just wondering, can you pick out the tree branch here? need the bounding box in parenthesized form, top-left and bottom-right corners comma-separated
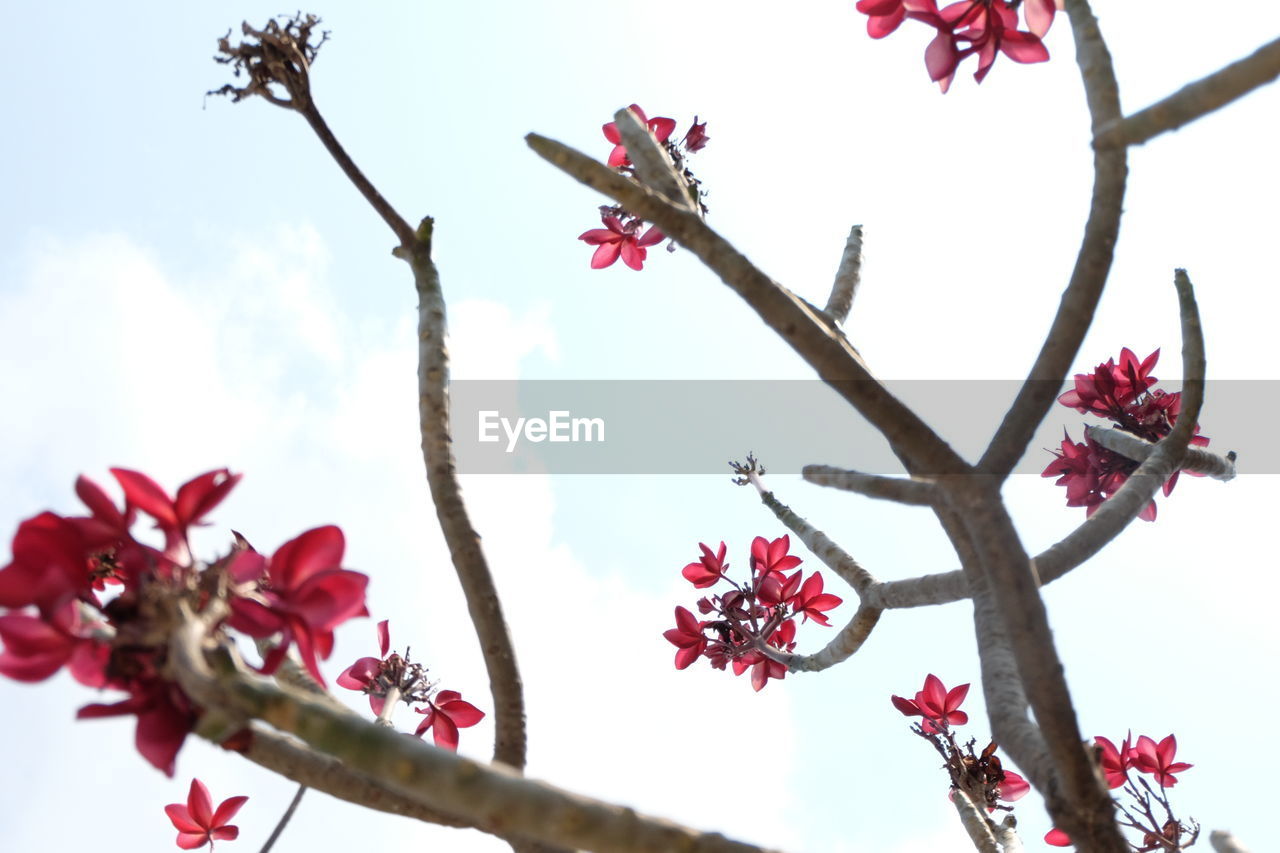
(612, 107, 694, 210)
(1210, 830, 1253, 853)
(1095, 35, 1280, 148)
(774, 602, 881, 672)
(801, 464, 935, 506)
(824, 225, 864, 325)
(757, 490, 878, 595)
(951, 788, 1000, 853)
(526, 133, 969, 479)
(978, 0, 1128, 478)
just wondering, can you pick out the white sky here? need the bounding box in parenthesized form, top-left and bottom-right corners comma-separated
(1, 2, 1277, 851)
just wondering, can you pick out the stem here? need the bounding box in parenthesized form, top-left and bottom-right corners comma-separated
(258, 784, 307, 853)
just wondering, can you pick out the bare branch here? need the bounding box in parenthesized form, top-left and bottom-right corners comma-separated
(172, 614, 786, 853)
(612, 107, 694, 210)
(951, 788, 1001, 853)
(1085, 427, 1236, 480)
(801, 464, 936, 506)
(757, 490, 878, 595)
(405, 244, 530, 771)
(527, 132, 968, 478)
(993, 816, 1024, 853)
(824, 225, 864, 324)
(776, 602, 881, 672)
(1096, 35, 1280, 148)
(978, 0, 1128, 478)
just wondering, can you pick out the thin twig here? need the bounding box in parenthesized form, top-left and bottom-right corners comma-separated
(801, 464, 935, 506)
(258, 784, 307, 853)
(978, 0, 1128, 478)
(527, 132, 968, 479)
(824, 225, 863, 324)
(1096, 35, 1280, 148)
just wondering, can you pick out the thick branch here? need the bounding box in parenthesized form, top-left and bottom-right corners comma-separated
(527, 133, 969, 478)
(951, 789, 1000, 853)
(775, 602, 881, 672)
(1096, 35, 1280, 148)
(1210, 830, 1253, 853)
(801, 464, 935, 506)
(978, 0, 1128, 477)
(172, 617, 784, 853)
(1085, 427, 1235, 480)
(612, 108, 693, 210)
(824, 225, 863, 325)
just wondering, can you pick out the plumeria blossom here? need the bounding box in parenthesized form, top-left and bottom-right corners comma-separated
(857, 0, 1056, 91)
(336, 618, 396, 714)
(891, 673, 969, 733)
(664, 534, 840, 690)
(0, 470, 373, 776)
(413, 689, 485, 751)
(578, 215, 664, 271)
(1096, 734, 1133, 789)
(227, 525, 369, 686)
(580, 106, 710, 271)
(1045, 347, 1212, 520)
(164, 778, 248, 850)
(601, 104, 677, 168)
(1129, 734, 1192, 787)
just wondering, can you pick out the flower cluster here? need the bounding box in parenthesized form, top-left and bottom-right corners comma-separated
(856, 0, 1058, 92)
(1043, 347, 1210, 521)
(0, 469, 369, 776)
(891, 674, 1030, 812)
(663, 535, 842, 691)
(1045, 733, 1197, 850)
(164, 778, 247, 850)
(336, 619, 484, 750)
(579, 104, 709, 271)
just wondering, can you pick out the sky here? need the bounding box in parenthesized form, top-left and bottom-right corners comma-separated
(1, 1, 1277, 851)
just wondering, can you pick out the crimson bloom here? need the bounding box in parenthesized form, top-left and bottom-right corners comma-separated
(164, 778, 248, 850)
(78, 675, 199, 776)
(336, 618, 395, 714)
(578, 215, 664, 271)
(1045, 828, 1072, 847)
(1129, 734, 1192, 787)
(413, 690, 485, 751)
(0, 603, 108, 686)
(227, 525, 369, 686)
(663, 606, 707, 669)
(749, 535, 803, 577)
(602, 104, 677, 168)
(681, 542, 728, 588)
(891, 673, 969, 733)
(110, 467, 241, 559)
(914, 0, 1050, 93)
(788, 571, 843, 626)
(1095, 734, 1132, 789)
(682, 117, 710, 153)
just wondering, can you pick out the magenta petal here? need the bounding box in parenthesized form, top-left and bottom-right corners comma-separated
(376, 620, 390, 657)
(176, 831, 210, 849)
(211, 795, 249, 826)
(590, 242, 621, 269)
(210, 826, 240, 842)
(110, 468, 178, 526)
(1000, 31, 1050, 64)
(165, 804, 202, 833)
(187, 779, 214, 827)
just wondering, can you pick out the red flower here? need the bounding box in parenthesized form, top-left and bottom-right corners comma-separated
(0, 603, 108, 686)
(110, 468, 240, 557)
(682, 118, 710, 153)
(891, 673, 969, 733)
(1044, 827, 1072, 847)
(916, 1, 1050, 93)
(164, 778, 248, 850)
(1129, 734, 1192, 787)
(681, 542, 728, 588)
(602, 104, 677, 168)
(336, 619, 395, 714)
(1058, 348, 1160, 419)
(0, 512, 99, 615)
(1041, 431, 1160, 522)
(663, 606, 707, 669)
(749, 535, 803, 577)
(1095, 734, 1132, 789)
(857, 0, 911, 38)
(413, 690, 485, 751)
(578, 215, 665, 271)
(788, 571, 843, 626)
(227, 525, 369, 687)
(998, 770, 1030, 802)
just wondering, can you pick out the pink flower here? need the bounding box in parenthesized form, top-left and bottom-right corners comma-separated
(1058, 348, 1160, 419)
(578, 216, 665, 271)
(788, 572, 843, 626)
(1041, 431, 1159, 522)
(413, 690, 485, 751)
(891, 673, 969, 732)
(602, 104, 677, 168)
(681, 542, 728, 588)
(749, 535, 803, 577)
(856, 0, 911, 38)
(110, 468, 240, 557)
(916, 1, 1050, 93)
(998, 770, 1030, 802)
(663, 606, 707, 669)
(0, 603, 108, 687)
(336, 619, 396, 715)
(1129, 734, 1192, 787)
(1095, 734, 1132, 789)
(78, 676, 199, 776)
(227, 525, 369, 686)
(682, 118, 710, 153)
(164, 778, 248, 850)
